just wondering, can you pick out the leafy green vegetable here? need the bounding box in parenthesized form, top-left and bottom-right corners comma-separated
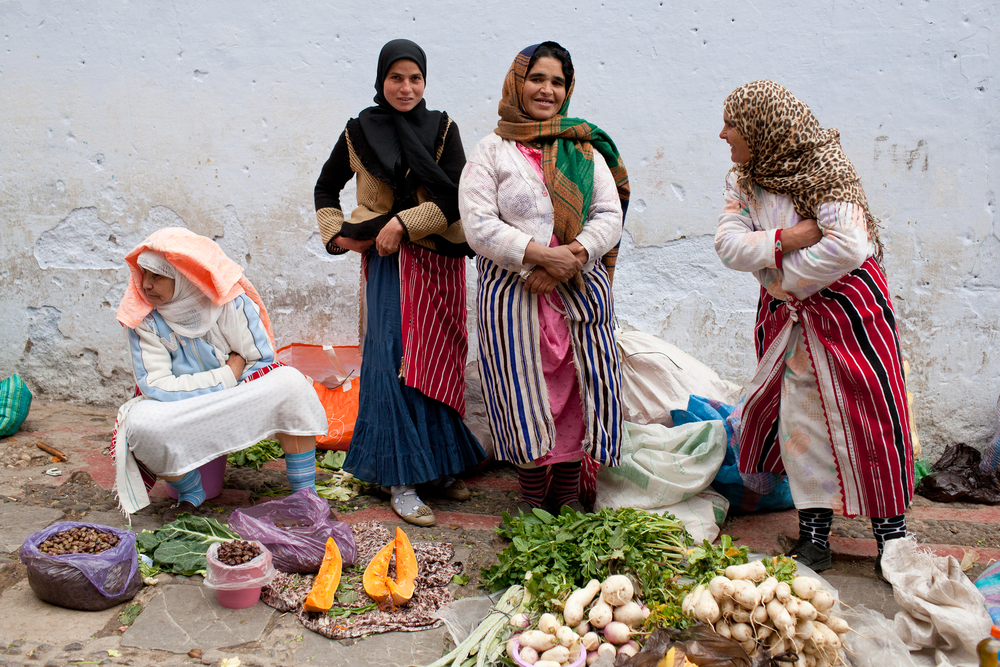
(451, 573, 469, 586)
(228, 439, 284, 469)
(482, 506, 691, 613)
(315, 469, 360, 501)
(318, 450, 347, 470)
(327, 602, 376, 618)
(136, 515, 240, 575)
(762, 553, 798, 582)
(118, 602, 143, 626)
(684, 534, 749, 584)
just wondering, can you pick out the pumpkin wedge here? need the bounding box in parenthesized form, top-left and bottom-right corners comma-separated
(302, 537, 343, 613)
(362, 526, 418, 610)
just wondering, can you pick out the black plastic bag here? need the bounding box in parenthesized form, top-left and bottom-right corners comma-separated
(917, 443, 1000, 504)
(19, 521, 142, 611)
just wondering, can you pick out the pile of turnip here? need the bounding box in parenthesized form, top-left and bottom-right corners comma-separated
(507, 575, 649, 667)
(681, 561, 850, 667)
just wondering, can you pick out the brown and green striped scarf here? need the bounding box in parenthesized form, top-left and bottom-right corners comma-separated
(495, 46, 630, 284)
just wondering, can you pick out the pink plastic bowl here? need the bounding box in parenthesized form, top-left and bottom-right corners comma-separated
(512, 639, 587, 667)
(216, 586, 262, 609)
(166, 455, 227, 500)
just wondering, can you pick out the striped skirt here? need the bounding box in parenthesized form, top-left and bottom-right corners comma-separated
(739, 257, 914, 518)
(475, 257, 623, 466)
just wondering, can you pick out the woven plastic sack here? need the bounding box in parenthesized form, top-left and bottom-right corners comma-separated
(276, 344, 362, 450)
(228, 488, 357, 573)
(19, 521, 141, 611)
(596, 419, 727, 510)
(203, 540, 277, 591)
(0, 374, 32, 438)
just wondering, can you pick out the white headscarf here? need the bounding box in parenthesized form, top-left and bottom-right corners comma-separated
(137, 250, 224, 339)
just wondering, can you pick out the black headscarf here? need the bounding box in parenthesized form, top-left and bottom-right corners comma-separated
(357, 39, 456, 199)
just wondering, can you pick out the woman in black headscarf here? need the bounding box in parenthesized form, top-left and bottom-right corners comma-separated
(314, 39, 484, 526)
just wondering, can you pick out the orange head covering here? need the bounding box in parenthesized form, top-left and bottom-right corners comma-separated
(117, 227, 274, 344)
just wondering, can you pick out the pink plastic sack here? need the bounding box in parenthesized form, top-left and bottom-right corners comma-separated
(228, 488, 357, 573)
(203, 540, 277, 591)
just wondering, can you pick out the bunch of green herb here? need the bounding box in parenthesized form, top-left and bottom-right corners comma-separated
(317, 450, 346, 470)
(228, 439, 284, 469)
(316, 469, 360, 502)
(684, 534, 749, 585)
(136, 515, 240, 575)
(481, 507, 691, 613)
(762, 553, 798, 582)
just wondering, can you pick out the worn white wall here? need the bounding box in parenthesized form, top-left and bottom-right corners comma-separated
(1, 0, 996, 460)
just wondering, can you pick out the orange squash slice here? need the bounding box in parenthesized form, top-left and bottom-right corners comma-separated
(302, 537, 343, 613)
(362, 526, 418, 610)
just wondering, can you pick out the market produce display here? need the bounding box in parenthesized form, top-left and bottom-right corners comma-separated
(137, 515, 241, 576)
(302, 537, 344, 613)
(363, 526, 417, 610)
(38, 526, 120, 555)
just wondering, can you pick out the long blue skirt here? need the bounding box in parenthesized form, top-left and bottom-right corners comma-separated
(343, 250, 485, 487)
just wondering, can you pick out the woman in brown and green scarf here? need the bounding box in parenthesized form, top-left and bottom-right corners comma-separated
(459, 42, 629, 514)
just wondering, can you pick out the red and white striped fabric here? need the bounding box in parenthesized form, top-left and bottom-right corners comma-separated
(398, 243, 468, 417)
(739, 257, 914, 518)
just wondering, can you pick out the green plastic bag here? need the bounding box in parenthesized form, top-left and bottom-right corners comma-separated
(0, 374, 32, 438)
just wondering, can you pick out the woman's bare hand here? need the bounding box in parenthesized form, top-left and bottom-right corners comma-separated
(334, 236, 375, 254)
(566, 240, 589, 265)
(226, 353, 246, 380)
(375, 217, 406, 256)
(781, 218, 823, 253)
(523, 267, 559, 295)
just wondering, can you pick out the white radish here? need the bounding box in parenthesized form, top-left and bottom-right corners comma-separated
(588, 600, 614, 629)
(757, 577, 780, 603)
(597, 642, 617, 659)
(714, 620, 732, 639)
(600, 575, 634, 607)
(732, 608, 752, 624)
(709, 576, 735, 599)
(574, 622, 590, 637)
(785, 596, 802, 618)
(756, 624, 773, 640)
(766, 598, 795, 637)
(603, 621, 632, 645)
(775, 581, 792, 603)
(563, 580, 602, 627)
(613, 600, 646, 629)
(693, 590, 722, 624)
(538, 613, 561, 635)
(519, 647, 540, 665)
(796, 599, 818, 621)
(617, 641, 639, 659)
(520, 630, 560, 651)
(506, 635, 522, 662)
(581, 632, 600, 651)
(568, 642, 583, 662)
(741, 638, 756, 654)
(791, 576, 821, 600)
(732, 579, 762, 609)
(511, 613, 531, 629)
(731, 622, 753, 643)
(825, 615, 849, 635)
(585, 652, 599, 666)
(540, 646, 570, 663)
(751, 605, 769, 625)
(556, 625, 580, 648)
(725, 560, 768, 582)
(720, 596, 737, 618)
(811, 590, 835, 612)
(681, 585, 704, 616)
(815, 610, 829, 624)
(795, 618, 814, 640)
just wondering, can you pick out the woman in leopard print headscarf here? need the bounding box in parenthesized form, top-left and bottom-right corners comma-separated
(716, 81, 913, 581)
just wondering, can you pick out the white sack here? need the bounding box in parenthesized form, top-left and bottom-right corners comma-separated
(616, 330, 741, 427)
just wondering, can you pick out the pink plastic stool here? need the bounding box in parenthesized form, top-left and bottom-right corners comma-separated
(216, 586, 262, 609)
(166, 455, 227, 500)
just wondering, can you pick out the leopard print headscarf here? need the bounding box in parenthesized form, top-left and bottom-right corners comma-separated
(724, 80, 884, 263)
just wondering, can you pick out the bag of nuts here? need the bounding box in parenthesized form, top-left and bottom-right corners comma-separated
(19, 521, 142, 611)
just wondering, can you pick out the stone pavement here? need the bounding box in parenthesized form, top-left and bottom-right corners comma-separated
(0, 399, 995, 666)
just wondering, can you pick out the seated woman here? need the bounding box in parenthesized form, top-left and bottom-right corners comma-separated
(459, 42, 629, 513)
(112, 227, 328, 522)
(715, 81, 913, 578)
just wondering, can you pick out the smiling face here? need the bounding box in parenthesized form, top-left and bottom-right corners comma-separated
(382, 59, 425, 113)
(720, 111, 752, 165)
(520, 56, 567, 121)
(142, 270, 175, 306)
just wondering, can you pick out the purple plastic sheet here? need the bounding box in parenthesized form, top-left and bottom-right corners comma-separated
(19, 521, 141, 611)
(229, 488, 357, 573)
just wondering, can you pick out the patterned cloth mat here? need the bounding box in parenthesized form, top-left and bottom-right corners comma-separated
(261, 521, 462, 639)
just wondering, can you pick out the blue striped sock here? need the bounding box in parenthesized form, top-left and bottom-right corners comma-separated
(285, 450, 316, 492)
(168, 469, 206, 506)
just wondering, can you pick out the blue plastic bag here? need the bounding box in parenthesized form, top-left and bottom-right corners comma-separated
(0, 374, 32, 438)
(19, 521, 141, 611)
(671, 395, 795, 514)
